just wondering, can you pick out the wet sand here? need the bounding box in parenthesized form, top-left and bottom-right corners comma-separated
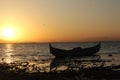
(0, 59, 120, 80)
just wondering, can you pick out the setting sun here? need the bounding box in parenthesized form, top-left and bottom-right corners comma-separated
(2, 28, 15, 40)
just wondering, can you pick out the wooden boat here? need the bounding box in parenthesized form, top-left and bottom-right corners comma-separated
(49, 43, 101, 58)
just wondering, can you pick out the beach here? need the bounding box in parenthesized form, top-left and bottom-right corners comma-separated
(0, 42, 120, 80)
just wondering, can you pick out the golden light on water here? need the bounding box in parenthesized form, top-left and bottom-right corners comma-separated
(4, 44, 13, 63)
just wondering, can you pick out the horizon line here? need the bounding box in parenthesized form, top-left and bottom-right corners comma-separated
(0, 40, 120, 44)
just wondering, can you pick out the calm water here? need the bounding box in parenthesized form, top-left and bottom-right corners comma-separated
(0, 42, 120, 65)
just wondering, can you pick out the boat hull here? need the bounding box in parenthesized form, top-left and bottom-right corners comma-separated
(49, 43, 101, 58)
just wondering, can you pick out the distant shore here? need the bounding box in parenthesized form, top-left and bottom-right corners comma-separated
(0, 40, 120, 44)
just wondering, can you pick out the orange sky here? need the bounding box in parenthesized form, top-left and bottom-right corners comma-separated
(0, 0, 120, 43)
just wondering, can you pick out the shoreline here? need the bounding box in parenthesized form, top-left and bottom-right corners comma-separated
(0, 60, 120, 80)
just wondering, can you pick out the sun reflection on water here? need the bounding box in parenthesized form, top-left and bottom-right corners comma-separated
(4, 44, 13, 63)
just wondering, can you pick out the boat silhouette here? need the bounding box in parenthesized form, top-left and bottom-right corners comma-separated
(49, 42, 101, 58)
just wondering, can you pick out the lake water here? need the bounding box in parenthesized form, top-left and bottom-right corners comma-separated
(0, 42, 120, 66)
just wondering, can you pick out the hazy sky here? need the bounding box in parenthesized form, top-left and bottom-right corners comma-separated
(0, 0, 120, 42)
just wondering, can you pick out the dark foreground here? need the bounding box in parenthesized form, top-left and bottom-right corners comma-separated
(0, 60, 120, 80)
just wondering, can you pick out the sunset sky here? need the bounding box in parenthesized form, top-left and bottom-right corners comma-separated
(0, 0, 120, 43)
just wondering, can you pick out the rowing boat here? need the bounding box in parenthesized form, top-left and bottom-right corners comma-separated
(49, 43, 101, 58)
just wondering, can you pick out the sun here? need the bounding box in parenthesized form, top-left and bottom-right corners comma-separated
(2, 28, 15, 40)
